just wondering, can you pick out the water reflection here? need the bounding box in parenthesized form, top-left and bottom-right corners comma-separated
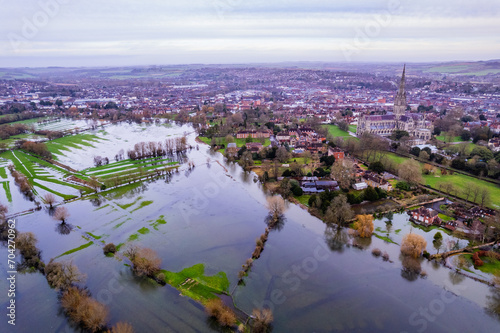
(353, 235, 372, 250)
(487, 288, 500, 320)
(400, 255, 423, 282)
(265, 214, 286, 232)
(55, 222, 74, 235)
(448, 270, 466, 285)
(324, 225, 351, 253)
(89, 197, 106, 207)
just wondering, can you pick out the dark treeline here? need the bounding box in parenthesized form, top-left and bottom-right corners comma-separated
(0, 111, 43, 125)
(0, 123, 30, 140)
(8, 165, 35, 201)
(21, 141, 52, 159)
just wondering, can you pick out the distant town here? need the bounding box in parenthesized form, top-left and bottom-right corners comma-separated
(1, 61, 500, 332)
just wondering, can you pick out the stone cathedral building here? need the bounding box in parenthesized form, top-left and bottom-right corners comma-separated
(356, 66, 433, 144)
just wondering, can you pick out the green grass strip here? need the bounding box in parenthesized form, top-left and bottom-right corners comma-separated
(56, 241, 94, 258)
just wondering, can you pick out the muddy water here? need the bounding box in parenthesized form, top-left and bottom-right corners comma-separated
(0, 122, 499, 332)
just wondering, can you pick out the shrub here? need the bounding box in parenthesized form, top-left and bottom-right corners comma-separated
(260, 234, 268, 243)
(16, 232, 43, 270)
(433, 232, 443, 241)
(252, 308, 274, 333)
(396, 181, 411, 191)
(45, 260, 85, 290)
(61, 286, 108, 332)
(256, 238, 264, 248)
(472, 252, 484, 266)
(128, 247, 161, 277)
(205, 299, 236, 327)
(292, 186, 303, 196)
(363, 186, 379, 202)
(371, 248, 382, 257)
(252, 246, 263, 259)
(103, 243, 117, 255)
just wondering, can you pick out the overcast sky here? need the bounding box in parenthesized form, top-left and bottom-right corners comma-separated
(1, 0, 499, 67)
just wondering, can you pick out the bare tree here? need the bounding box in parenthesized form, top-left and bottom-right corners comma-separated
(463, 183, 473, 202)
(324, 195, 354, 225)
(480, 188, 491, 207)
(45, 260, 86, 290)
(330, 159, 355, 190)
(53, 206, 70, 224)
(276, 146, 290, 163)
(252, 308, 274, 333)
(398, 159, 422, 185)
(239, 151, 254, 169)
(43, 193, 56, 208)
(470, 183, 481, 203)
(126, 246, 161, 277)
(302, 150, 312, 165)
(61, 286, 108, 332)
(401, 233, 427, 258)
(272, 159, 280, 178)
(267, 196, 285, 221)
(205, 299, 237, 327)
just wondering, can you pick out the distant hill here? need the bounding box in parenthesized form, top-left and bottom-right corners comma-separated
(1, 60, 500, 81)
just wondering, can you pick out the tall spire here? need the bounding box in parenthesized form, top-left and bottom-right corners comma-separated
(394, 64, 407, 120)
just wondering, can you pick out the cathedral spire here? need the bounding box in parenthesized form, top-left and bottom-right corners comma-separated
(394, 65, 407, 120)
(398, 64, 406, 98)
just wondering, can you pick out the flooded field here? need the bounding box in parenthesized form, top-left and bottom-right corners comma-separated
(0, 122, 499, 332)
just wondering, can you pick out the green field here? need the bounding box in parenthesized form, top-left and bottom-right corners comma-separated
(0, 133, 47, 148)
(423, 169, 500, 209)
(80, 157, 178, 181)
(322, 124, 352, 137)
(198, 136, 271, 154)
(296, 194, 311, 206)
(0, 150, 91, 200)
(436, 133, 463, 143)
(366, 151, 500, 209)
(161, 263, 230, 303)
(349, 125, 357, 133)
(45, 133, 103, 157)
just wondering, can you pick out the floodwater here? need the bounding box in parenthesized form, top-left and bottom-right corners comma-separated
(0, 122, 499, 332)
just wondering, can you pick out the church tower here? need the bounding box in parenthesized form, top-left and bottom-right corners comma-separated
(394, 65, 407, 122)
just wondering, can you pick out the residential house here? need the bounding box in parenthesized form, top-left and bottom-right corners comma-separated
(328, 147, 345, 160)
(362, 173, 393, 191)
(246, 142, 263, 152)
(226, 142, 238, 156)
(411, 207, 440, 226)
(353, 182, 368, 190)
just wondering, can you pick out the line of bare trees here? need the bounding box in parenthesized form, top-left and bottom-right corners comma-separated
(8, 165, 35, 200)
(127, 136, 189, 160)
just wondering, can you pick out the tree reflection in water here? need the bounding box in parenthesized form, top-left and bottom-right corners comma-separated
(55, 222, 73, 235)
(487, 287, 500, 320)
(324, 224, 351, 253)
(400, 255, 422, 282)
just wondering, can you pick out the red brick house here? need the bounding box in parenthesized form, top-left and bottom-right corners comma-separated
(411, 207, 440, 226)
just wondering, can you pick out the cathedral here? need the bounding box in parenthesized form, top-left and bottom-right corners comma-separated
(356, 66, 433, 144)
